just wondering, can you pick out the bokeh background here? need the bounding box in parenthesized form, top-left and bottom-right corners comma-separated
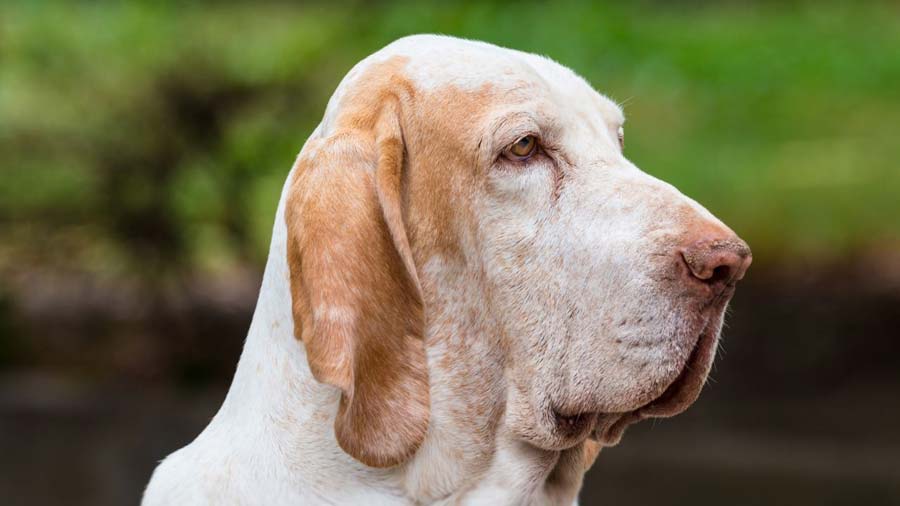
(2, 1, 899, 505)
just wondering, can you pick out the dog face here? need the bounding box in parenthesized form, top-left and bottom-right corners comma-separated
(287, 35, 750, 466)
(473, 100, 746, 450)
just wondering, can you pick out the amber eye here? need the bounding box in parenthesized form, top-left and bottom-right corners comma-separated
(508, 135, 537, 159)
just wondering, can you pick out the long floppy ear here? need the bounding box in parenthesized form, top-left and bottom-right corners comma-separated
(285, 100, 428, 468)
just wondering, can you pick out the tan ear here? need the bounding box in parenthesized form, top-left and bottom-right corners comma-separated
(285, 100, 428, 468)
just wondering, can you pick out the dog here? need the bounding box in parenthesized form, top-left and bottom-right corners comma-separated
(142, 34, 751, 505)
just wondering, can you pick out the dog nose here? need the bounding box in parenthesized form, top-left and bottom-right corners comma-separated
(680, 233, 752, 287)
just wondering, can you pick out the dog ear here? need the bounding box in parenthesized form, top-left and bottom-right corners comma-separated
(285, 99, 428, 468)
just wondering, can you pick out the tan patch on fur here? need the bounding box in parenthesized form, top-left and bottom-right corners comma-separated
(287, 53, 514, 474)
(581, 439, 602, 471)
(289, 51, 589, 485)
(285, 56, 430, 468)
(402, 86, 500, 264)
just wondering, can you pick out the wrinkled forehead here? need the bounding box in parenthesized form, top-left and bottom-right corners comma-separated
(324, 35, 624, 141)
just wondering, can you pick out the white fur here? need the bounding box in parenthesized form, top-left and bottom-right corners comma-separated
(143, 35, 743, 505)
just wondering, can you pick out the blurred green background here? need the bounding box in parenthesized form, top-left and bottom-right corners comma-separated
(1, 1, 899, 505)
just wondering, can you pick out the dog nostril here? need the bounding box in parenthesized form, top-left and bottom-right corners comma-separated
(708, 264, 732, 284)
(680, 236, 752, 287)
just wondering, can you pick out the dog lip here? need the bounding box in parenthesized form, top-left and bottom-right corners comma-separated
(555, 411, 587, 425)
(554, 409, 594, 426)
(551, 409, 598, 440)
(639, 308, 721, 416)
(589, 411, 642, 446)
(590, 307, 724, 445)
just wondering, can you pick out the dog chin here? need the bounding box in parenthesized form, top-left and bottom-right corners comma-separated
(516, 305, 726, 453)
(591, 312, 725, 446)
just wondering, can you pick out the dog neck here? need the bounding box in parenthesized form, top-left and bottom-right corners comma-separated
(399, 255, 591, 504)
(206, 178, 589, 505)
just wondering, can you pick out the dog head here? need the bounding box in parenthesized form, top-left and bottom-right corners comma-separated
(286, 35, 750, 467)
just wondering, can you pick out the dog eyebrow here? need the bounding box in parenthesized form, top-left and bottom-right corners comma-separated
(491, 111, 539, 138)
(482, 111, 541, 157)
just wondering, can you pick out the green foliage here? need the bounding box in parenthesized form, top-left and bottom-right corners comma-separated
(2, 0, 898, 278)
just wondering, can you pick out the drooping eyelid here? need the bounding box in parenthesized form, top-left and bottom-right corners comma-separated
(484, 111, 542, 158)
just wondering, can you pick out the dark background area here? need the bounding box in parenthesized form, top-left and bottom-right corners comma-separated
(1, 1, 899, 505)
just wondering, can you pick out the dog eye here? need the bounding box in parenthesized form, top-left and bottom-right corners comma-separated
(506, 135, 538, 160)
(617, 126, 624, 150)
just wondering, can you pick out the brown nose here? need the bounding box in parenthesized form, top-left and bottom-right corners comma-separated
(680, 235, 752, 287)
